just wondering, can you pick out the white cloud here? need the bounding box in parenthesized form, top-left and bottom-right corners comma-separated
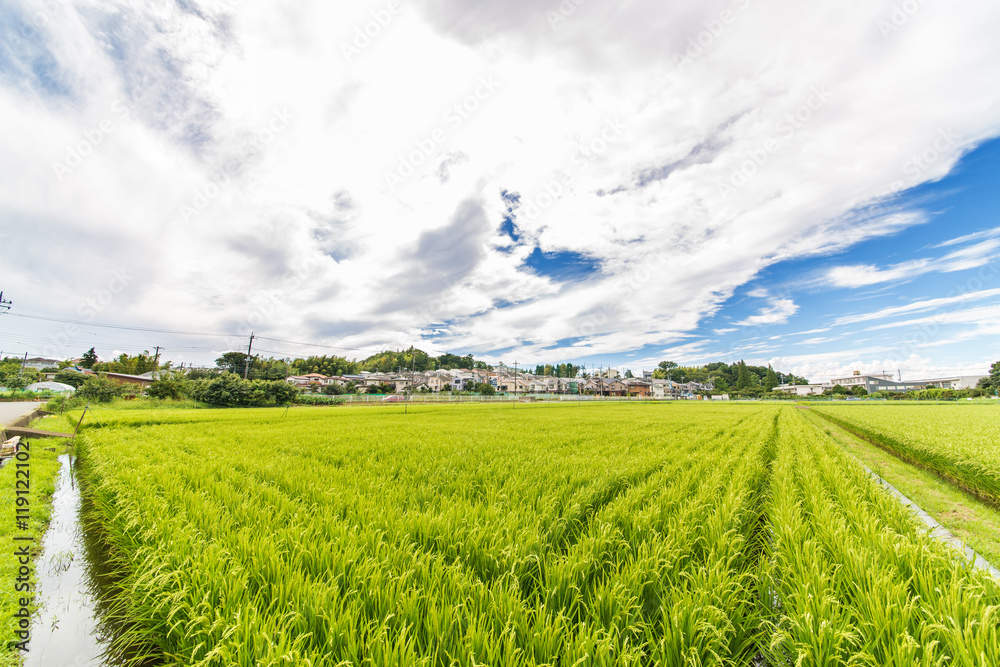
(933, 225, 1000, 248)
(865, 303, 1000, 331)
(824, 260, 932, 288)
(1, 0, 1000, 365)
(833, 287, 1000, 327)
(737, 298, 799, 327)
(822, 238, 1000, 288)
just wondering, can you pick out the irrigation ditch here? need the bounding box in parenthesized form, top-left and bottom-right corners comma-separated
(13, 448, 150, 667)
(4, 406, 154, 667)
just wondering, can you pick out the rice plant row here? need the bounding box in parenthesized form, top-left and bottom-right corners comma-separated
(767, 410, 999, 665)
(812, 404, 1000, 504)
(68, 403, 999, 665)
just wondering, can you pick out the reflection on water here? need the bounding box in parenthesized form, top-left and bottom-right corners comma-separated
(25, 453, 120, 667)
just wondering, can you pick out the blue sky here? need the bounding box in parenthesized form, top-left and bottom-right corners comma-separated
(1, 0, 999, 382)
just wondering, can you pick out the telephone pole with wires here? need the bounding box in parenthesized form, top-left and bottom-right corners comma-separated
(0, 291, 11, 312)
(513, 360, 518, 407)
(243, 333, 255, 379)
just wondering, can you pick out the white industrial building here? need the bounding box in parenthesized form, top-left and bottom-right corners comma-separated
(777, 370, 988, 395)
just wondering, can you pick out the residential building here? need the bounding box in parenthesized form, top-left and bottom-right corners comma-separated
(601, 379, 627, 396)
(651, 380, 681, 400)
(625, 380, 651, 397)
(286, 373, 332, 388)
(22, 357, 62, 370)
(774, 383, 826, 397)
(498, 376, 530, 394)
(449, 373, 475, 391)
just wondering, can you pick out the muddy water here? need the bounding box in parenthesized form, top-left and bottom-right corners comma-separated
(24, 453, 119, 667)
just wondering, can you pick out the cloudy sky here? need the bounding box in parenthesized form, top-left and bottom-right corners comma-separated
(2, 0, 1000, 381)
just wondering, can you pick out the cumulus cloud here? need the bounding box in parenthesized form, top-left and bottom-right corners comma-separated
(2, 0, 1000, 366)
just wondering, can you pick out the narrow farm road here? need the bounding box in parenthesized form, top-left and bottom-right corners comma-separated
(0, 402, 40, 426)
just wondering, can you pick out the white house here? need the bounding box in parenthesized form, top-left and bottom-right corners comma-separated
(22, 357, 62, 370)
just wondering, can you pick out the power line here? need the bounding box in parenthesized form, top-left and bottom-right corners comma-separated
(254, 336, 382, 355)
(5, 313, 236, 337)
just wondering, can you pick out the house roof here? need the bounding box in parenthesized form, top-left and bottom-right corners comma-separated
(104, 372, 154, 382)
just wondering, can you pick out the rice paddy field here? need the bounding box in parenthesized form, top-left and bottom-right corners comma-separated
(46, 403, 1000, 665)
(812, 404, 1000, 505)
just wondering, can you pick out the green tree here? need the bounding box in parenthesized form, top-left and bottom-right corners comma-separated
(736, 361, 751, 390)
(475, 383, 496, 396)
(216, 353, 289, 380)
(978, 361, 1000, 392)
(94, 351, 157, 375)
(53, 369, 87, 388)
(656, 361, 678, 380)
(147, 371, 191, 400)
(216, 352, 251, 375)
(624, 369, 634, 378)
(77, 375, 124, 402)
(764, 365, 778, 391)
(81, 347, 98, 369)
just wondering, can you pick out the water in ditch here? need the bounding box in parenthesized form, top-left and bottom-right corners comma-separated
(23, 452, 124, 667)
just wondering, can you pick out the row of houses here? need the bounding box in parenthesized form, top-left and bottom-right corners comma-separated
(775, 371, 987, 396)
(285, 369, 714, 398)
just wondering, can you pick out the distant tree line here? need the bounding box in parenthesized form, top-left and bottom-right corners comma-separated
(650, 360, 808, 393)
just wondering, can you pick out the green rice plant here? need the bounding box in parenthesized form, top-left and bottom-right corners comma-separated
(764, 409, 1000, 666)
(67, 402, 1000, 665)
(813, 404, 1000, 504)
(76, 402, 778, 665)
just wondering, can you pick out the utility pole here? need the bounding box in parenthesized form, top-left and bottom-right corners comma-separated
(0, 291, 11, 311)
(153, 346, 161, 376)
(19, 352, 27, 375)
(513, 360, 518, 407)
(243, 332, 255, 379)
